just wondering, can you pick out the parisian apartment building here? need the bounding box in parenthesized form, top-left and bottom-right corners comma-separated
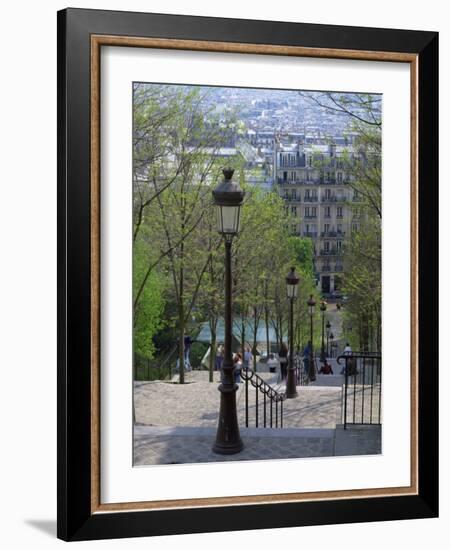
(273, 135, 361, 295)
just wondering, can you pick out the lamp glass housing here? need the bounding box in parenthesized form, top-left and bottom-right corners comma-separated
(286, 282, 298, 299)
(216, 204, 241, 235)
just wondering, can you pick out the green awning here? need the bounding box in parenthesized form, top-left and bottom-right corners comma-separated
(195, 318, 277, 344)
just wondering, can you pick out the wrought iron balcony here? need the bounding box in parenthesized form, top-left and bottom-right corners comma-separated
(321, 195, 346, 203)
(319, 249, 342, 256)
(303, 196, 318, 202)
(320, 231, 346, 238)
(303, 231, 318, 238)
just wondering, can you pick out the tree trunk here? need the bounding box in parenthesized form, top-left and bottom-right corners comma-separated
(209, 324, 217, 383)
(253, 330, 258, 371)
(178, 303, 185, 384)
(240, 314, 246, 361)
(178, 240, 185, 383)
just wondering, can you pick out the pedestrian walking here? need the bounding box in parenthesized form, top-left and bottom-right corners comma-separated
(184, 335, 193, 370)
(341, 342, 354, 375)
(233, 353, 243, 383)
(279, 342, 288, 380)
(243, 345, 253, 369)
(302, 341, 312, 375)
(215, 343, 224, 371)
(266, 353, 279, 374)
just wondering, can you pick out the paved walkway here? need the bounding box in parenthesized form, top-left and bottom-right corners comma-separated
(134, 425, 335, 465)
(134, 372, 343, 430)
(134, 369, 381, 465)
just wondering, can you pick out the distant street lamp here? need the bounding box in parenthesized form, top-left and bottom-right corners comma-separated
(326, 320, 331, 357)
(307, 294, 316, 382)
(285, 267, 299, 398)
(320, 300, 327, 362)
(330, 332, 334, 358)
(212, 168, 244, 455)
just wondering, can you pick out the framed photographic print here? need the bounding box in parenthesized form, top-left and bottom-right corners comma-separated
(57, 8, 438, 541)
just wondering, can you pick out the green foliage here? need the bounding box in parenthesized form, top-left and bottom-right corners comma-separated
(133, 236, 165, 359)
(287, 236, 314, 277)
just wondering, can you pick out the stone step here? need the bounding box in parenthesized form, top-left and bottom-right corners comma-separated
(133, 424, 336, 465)
(309, 374, 345, 387)
(135, 424, 335, 439)
(334, 424, 381, 456)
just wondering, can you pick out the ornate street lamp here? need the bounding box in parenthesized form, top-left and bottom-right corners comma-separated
(212, 168, 244, 455)
(326, 320, 331, 357)
(307, 294, 316, 382)
(285, 267, 299, 398)
(320, 300, 327, 362)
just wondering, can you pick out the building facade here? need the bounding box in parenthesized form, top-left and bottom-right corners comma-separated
(274, 136, 360, 295)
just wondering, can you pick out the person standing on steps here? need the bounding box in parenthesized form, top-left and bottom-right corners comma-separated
(278, 342, 288, 381)
(267, 353, 279, 374)
(243, 344, 253, 369)
(302, 341, 312, 376)
(184, 335, 193, 371)
(341, 342, 353, 375)
(233, 353, 243, 383)
(215, 343, 224, 371)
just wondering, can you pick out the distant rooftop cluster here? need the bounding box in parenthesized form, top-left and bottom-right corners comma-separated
(134, 83, 381, 294)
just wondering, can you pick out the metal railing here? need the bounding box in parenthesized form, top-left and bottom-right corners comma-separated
(320, 231, 346, 238)
(321, 196, 346, 203)
(241, 367, 286, 429)
(134, 346, 178, 381)
(294, 354, 310, 386)
(319, 249, 342, 256)
(337, 353, 382, 429)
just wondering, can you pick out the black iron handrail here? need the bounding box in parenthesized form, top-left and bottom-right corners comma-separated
(240, 367, 286, 429)
(294, 354, 310, 386)
(337, 353, 382, 429)
(134, 346, 178, 381)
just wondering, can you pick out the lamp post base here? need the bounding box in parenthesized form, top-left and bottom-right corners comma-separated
(285, 368, 298, 398)
(212, 378, 244, 455)
(212, 439, 244, 455)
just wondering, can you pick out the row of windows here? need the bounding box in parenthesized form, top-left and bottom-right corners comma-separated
(288, 206, 345, 217)
(279, 170, 348, 182)
(283, 189, 357, 201)
(300, 222, 359, 233)
(321, 241, 343, 252)
(321, 263, 344, 272)
(278, 155, 348, 169)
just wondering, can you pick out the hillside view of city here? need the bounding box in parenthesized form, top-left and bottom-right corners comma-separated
(132, 82, 382, 465)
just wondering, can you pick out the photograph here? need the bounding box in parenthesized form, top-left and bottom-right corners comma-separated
(54, 7, 439, 540)
(132, 82, 383, 466)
